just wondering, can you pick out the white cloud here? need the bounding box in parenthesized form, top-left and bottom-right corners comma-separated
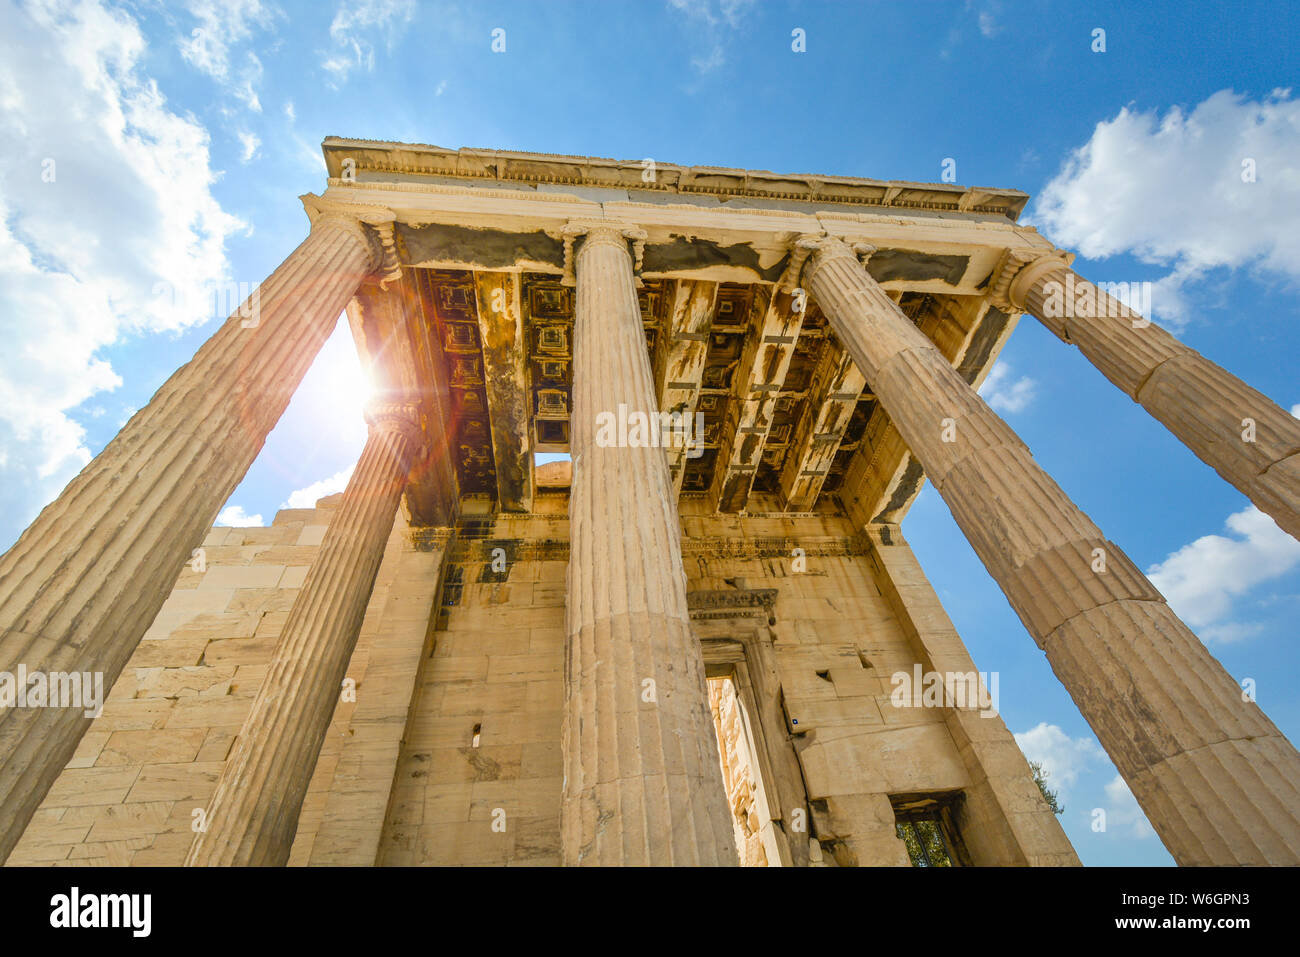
(284, 100, 296, 122)
(1015, 723, 1158, 838)
(668, 0, 755, 28)
(294, 133, 328, 174)
(976, 2, 1004, 39)
(237, 130, 261, 162)
(978, 362, 1037, 413)
(232, 52, 265, 113)
(178, 0, 277, 111)
(1014, 722, 1103, 794)
(1291, 403, 1300, 418)
(1196, 621, 1266, 644)
(322, 0, 415, 84)
(1147, 506, 1300, 641)
(0, 0, 244, 547)
(1102, 774, 1157, 839)
(667, 0, 755, 75)
(1030, 89, 1300, 326)
(285, 465, 354, 509)
(216, 505, 264, 527)
(691, 44, 725, 74)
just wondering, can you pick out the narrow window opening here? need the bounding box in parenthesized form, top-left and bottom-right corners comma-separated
(471, 723, 482, 749)
(892, 792, 971, 866)
(534, 452, 571, 489)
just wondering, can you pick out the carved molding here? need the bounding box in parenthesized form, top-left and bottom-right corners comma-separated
(777, 232, 824, 292)
(412, 532, 869, 560)
(407, 527, 454, 551)
(852, 242, 877, 266)
(370, 221, 403, 285)
(798, 234, 865, 289)
(320, 179, 1029, 237)
(319, 140, 1029, 217)
(687, 588, 779, 624)
(300, 192, 399, 278)
(363, 399, 423, 445)
(561, 220, 648, 287)
(443, 538, 569, 561)
(986, 246, 1074, 313)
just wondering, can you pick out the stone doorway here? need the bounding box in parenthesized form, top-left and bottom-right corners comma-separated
(694, 631, 812, 865)
(689, 588, 816, 866)
(707, 671, 781, 866)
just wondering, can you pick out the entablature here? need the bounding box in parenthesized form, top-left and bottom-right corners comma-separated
(322, 139, 1037, 528)
(314, 177, 1053, 295)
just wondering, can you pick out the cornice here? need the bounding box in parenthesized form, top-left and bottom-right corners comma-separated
(320, 137, 1030, 220)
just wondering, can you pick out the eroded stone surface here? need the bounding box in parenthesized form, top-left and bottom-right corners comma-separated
(9, 142, 1293, 868)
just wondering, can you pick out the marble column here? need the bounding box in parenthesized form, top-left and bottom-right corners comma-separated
(562, 222, 737, 866)
(800, 235, 1300, 865)
(992, 249, 1300, 540)
(0, 200, 386, 863)
(186, 401, 422, 866)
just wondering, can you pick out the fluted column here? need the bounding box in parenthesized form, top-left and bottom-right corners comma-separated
(186, 401, 422, 866)
(562, 222, 737, 866)
(992, 249, 1300, 540)
(800, 235, 1300, 865)
(0, 198, 387, 862)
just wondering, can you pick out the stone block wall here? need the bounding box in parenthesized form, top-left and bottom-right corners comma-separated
(371, 505, 1074, 866)
(376, 511, 568, 867)
(10, 494, 1075, 867)
(7, 496, 445, 867)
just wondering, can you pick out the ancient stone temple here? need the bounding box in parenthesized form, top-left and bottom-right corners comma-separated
(2, 138, 1299, 867)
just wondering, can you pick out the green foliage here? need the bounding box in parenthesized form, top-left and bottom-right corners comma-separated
(896, 819, 952, 867)
(1029, 760, 1064, 815)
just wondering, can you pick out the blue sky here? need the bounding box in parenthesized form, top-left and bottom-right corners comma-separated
(1, 0, 1298, 866)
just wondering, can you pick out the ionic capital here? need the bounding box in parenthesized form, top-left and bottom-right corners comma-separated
(851, 241, 878, 266)
(300, 193, 401, 279)
(369, 221, 403, 286)
(561, 220, 647, 286)
(363, 399, 423, 446)
(987, 246, 1075, 314)
(783, 234, 867, 291)
(777, 233, 824, 291)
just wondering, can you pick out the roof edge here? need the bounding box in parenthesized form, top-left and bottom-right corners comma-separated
(320, 137, 1030, 220)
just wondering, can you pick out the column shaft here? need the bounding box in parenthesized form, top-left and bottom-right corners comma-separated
(803, 237, 1300, 865)
(563, 224, 737, 866)
(1016, 260, 1300, 539)
(0, 214, 379, 862)
(186, 404, 420, 865)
